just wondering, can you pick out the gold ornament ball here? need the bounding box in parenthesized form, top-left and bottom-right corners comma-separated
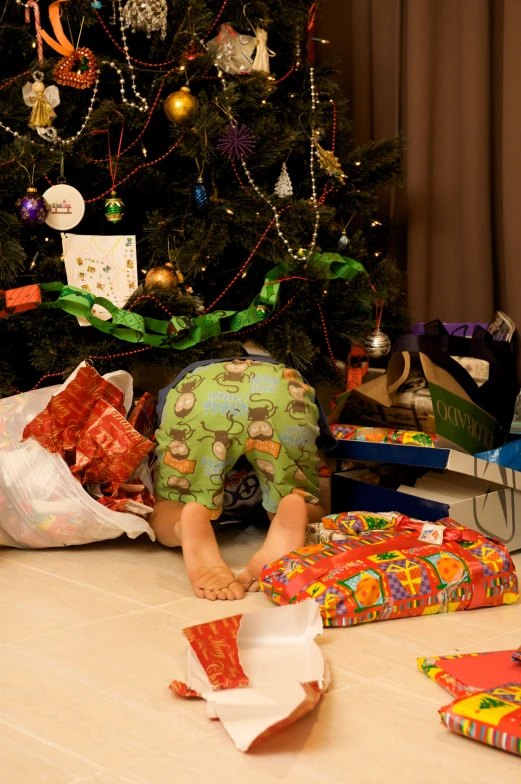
(144, 263, 179, 292)
(164, 86, 198, 124)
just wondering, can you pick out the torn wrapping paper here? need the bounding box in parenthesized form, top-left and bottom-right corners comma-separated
(514, 647, 521, 663)
(170, 602, 329, 752)
(22, 364, 154, 485)
(439, 684, 521, 755)
(418, 651, 521, 699)
(22, 364, 126, 454)
(260, 515, 519, 627)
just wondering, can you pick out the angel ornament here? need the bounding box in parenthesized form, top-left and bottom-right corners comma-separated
(207, 24, 257, 74)
(23, 73, 60, 135)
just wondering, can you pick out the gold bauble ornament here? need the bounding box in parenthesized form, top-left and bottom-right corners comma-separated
(144, 262, 180, 292)
(164, 85, 198, 124)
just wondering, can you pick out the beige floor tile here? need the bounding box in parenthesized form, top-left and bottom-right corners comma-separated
(0, 719, 100, 784)
(0, 610, 219, 770)
(74, 776, 133, 784)
(107, 681, 519, 784)
(0, 539, 195, 607)
(0, 527, 266, 607)
(160, 589, 274, 623)
(0, 560, 143, 646)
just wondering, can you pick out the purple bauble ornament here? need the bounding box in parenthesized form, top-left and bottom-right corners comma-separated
(15, 187, 49, 226)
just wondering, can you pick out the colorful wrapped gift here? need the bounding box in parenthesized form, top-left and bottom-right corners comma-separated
(418, 651, 521, 699)
(260, 515, 519, 627)
(307, 512, 402, 544)
(331, 423, 437, 447)
(439, 684, 521, 755)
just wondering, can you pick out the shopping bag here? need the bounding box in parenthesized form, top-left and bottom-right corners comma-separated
(331, 351, 506, 454)
(393, 323, 518, 430)
(0, 365, 154, 548)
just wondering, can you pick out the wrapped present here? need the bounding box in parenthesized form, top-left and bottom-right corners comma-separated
(260, 515, 519, 627)
(308, 511, 402, 544)
(439, 684, 521, 755)
(418, 651, 521, 699)
(331, 423, 437, 447)
(0, 284, 42, 317)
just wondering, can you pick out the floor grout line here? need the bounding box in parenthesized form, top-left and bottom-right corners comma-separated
(0, 608, 150, 649)
(0, 715, 105, 772)
(0, 557, 156, 609)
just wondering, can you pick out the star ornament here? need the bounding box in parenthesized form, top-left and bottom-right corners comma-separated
(217, 123, 256, 160)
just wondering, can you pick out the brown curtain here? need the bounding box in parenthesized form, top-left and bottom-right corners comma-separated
(318, 0, 521, 334)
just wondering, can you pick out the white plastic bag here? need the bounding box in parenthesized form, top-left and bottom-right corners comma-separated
(0, 364, 154, 548)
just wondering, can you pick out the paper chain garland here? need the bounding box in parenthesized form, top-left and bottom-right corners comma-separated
(30, 254, 366, 349)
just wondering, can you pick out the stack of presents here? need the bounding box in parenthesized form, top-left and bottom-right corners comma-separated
(3, 315, 521, 753)
(261, 315, 521, 754)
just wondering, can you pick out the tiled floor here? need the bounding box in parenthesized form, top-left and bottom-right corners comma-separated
(1, 528, 520, 784)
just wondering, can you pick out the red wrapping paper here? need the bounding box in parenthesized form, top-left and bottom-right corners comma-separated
(22, 365, 125, 453)
(96, 479, 155, 512)
(128, 392, 155, 441)
(23, 364, 154, 488)
(71, 398, 154, 484)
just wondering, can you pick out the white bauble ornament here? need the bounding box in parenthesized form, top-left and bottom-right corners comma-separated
(42, 182, 85, 231)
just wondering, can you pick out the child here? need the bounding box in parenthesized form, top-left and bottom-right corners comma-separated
(150, 354, 335, 600)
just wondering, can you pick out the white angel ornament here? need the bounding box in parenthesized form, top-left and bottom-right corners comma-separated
(22, 73, 60, 132)
(207, 24, 257, 74)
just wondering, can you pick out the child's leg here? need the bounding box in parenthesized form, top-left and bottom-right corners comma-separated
(150, 498, 244, 601)
(237, 493, 319, 592)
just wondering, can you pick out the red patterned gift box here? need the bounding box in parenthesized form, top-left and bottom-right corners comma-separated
(260, 515, 519, 627)
(418, 651, 521, 699)
(439, 684, 521, 755)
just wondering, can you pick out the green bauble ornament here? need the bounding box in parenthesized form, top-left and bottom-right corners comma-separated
(105, 189, 125, 223)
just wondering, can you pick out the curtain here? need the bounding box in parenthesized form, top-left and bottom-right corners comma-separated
(318, 0, 521, 336)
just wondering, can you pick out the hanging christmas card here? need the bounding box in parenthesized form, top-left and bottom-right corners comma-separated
(61, 234, 138, 326)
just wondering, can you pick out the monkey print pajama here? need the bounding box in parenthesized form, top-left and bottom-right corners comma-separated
(154, 359, 321, 519)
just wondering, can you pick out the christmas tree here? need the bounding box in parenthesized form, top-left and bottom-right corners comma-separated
(0, 0, 405, 398)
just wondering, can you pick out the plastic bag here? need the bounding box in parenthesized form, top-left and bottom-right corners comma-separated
(0, 364, 154, 548)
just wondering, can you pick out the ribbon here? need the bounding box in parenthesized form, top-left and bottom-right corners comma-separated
(307, 3, 317, 65)
(35, 255, 364, 349)
(24, 0, 44, 65)
(40, 0, 75, 56)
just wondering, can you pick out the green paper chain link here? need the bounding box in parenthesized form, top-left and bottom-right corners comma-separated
(38, 254, 366, 349)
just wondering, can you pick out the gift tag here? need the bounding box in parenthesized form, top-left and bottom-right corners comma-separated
(419, 523, 445, 546)
(43, 182, 85, 230)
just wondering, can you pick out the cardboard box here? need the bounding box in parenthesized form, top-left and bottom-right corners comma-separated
(329, 440, 521, 551)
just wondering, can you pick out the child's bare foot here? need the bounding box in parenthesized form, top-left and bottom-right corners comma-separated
(179, 503, 244, 601)
(238, 495, 308, 592)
